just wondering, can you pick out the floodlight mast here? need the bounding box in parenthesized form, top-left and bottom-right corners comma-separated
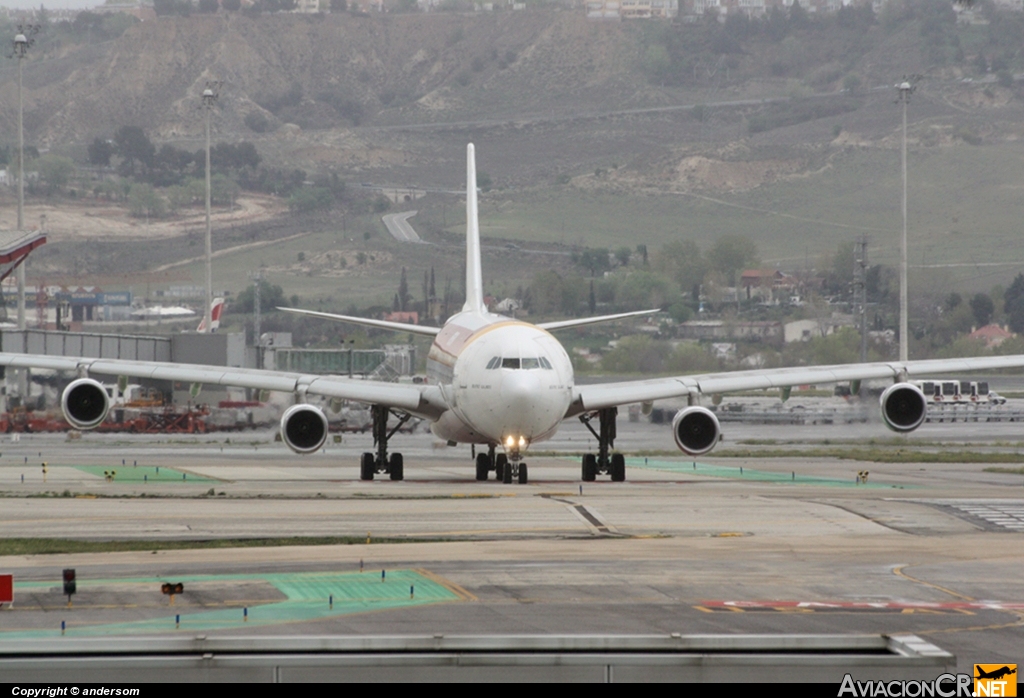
(13, 31, 29, 331)
(202, 84, 219, 334)
(896, 79, 916, 364)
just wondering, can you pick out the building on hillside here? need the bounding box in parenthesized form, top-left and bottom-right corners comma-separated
(383, 310, 419, 325)
(293, 0, 322, 12)
(678, 319, 782, 345)
(739, 268, 799, 303)
(783, 313, 855, 343)
(92, 2, 157, 20)
(587, 0, 677, 18)
(969, 324, 1014, 349)
(677, 0, 895, 20)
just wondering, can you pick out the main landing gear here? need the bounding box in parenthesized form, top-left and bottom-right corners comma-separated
(579, 407, 625, 482)
(360, 404, 410, 481)
(475, 443, 527, 484)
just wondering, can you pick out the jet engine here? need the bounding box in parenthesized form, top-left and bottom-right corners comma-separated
(880, 380, 929, 429)
(280, 404, 329, 454)
(879, 382, 927, 433)
(672, 406, 721, 456)
(61, 378, 110, 430)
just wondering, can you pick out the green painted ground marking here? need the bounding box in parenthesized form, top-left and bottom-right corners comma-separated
(629, 458, 906, 488)
(1, 570, 459, 638)
(73, 465, 214, 483)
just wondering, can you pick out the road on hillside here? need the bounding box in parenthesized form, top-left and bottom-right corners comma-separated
(382, 211, 423, 243)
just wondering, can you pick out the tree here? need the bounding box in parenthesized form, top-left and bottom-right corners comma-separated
(1003, 274, 1024, 333)
(87, 137, 114, 167)
(398, 267, 410, 312)
(288, 187, 333, 212)
(655, 240, 705, 293)
(330, 0, 347, 10)
(235, 279, 285, 313)
(114, 126, 154, 178)
(970, 293, 994, 327)
(223, 0, 241, 9)
(707, 235, 759, 286)
(127, 183, 165, 218)
(788, 0, 809, 29)
(576, 248, 611, 277)
(34, 155, 75, 195)
(198, 0, 219, 12)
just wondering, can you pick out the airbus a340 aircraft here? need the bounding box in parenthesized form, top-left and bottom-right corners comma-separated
(3, 144, 1024, 484)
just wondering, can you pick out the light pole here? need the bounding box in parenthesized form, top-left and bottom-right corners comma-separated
(201, 82, 220, 335)
(12, 28, 35, 331)
(896, 79, 916, 363)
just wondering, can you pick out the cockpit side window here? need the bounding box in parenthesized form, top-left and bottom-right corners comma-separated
(486, 356, 501, 369)
(539, 357, 553, 369)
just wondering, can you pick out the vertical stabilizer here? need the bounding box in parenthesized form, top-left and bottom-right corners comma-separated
(463, 143, 485, 314)
(197, 297, 224, 333)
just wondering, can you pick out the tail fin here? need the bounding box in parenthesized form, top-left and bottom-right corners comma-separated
(197, 298, 224, 333)
(463, 143, 485, 314)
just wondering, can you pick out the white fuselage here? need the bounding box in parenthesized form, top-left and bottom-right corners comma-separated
(426, 310, 574, 454)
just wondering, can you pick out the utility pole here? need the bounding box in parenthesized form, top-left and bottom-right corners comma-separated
(896, 78, 918, 363)
(854, 237, 869, 363)
(202, 82, 220, 337)
(248, 270, 263, 369)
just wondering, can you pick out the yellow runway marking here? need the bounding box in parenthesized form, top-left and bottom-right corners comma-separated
(414, 568, 477, 602)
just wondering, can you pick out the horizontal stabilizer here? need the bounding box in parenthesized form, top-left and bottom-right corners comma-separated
(538, 309, 660, 332)
(277, 307, 440, 337)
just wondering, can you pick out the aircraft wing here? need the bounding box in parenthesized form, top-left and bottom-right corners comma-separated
(0, 353, 448, 420)
(568, 355, 1024, 415)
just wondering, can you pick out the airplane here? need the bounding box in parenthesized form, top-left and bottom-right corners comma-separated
(4, 143, 1024, 484)
(975, 667, 1016, 681)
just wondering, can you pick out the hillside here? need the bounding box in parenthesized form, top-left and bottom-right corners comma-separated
(3, 5, 1024, 306)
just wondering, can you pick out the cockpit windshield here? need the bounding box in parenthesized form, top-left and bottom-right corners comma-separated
(487, 356, 552, 370)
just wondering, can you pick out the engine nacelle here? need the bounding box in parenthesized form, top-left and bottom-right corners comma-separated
(61, 378, 111, 430)
(280, 404, 329, 454)
(880, 382, 927, 433)
(672, 406, 721, 456)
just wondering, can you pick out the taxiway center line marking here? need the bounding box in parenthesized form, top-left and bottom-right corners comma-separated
(893, 564, 975, 602)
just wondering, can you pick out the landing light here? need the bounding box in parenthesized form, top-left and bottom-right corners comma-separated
(506, 435, 515, 448)
(519, 436, 526, 448)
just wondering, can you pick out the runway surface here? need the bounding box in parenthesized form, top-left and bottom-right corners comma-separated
(0, 419, 1021, 676)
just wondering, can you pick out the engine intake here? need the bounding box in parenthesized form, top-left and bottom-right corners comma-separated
(880, 382, 927, 433)
(280, 404, 329, 454)
(672, 406, 721, 456)
(61, 378, 110, 430)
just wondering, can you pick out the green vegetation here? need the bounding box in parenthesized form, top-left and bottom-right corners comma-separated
(712, 448, 1024, 463)
(0, 536, 437, 556)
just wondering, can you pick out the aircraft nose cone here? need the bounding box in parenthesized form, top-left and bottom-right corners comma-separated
(501, 370, 541, 408)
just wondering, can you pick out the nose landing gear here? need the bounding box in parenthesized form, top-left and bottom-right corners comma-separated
(474, 443, 528, 483)
(579, 407, 626, 482)
(360, 404, 409, 481)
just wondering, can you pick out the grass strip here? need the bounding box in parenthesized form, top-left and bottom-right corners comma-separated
(983, 466, 1024, 474)
(0, 536, 440, 556)
(712, 448, 1024, 463)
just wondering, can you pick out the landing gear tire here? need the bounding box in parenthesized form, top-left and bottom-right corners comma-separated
(502, 462, 513, 484)
(360, 452, 375, 481)
(475, 452, 490, 481)
(495, 453, 507, 481)
(389, 453, 404, 481)
(611, 453, 625, 482)
(582, 453, 597, 482)
(518, 462, 528, 485)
